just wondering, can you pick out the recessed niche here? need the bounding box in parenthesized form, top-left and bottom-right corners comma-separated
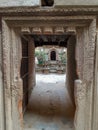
(41, 0, 54, 7)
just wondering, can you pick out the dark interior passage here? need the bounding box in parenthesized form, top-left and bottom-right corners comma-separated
(41, 0, 54, 6)
(51, 51, 56, 60)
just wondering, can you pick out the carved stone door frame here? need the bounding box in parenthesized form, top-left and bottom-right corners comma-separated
(1, 15, 96, 130)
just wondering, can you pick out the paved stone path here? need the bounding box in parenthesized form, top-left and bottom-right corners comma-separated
(24, 74, 75, 130)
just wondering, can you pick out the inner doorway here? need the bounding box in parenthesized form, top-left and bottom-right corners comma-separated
(50, 50, 56, 60)
(21, 34, 77, 130)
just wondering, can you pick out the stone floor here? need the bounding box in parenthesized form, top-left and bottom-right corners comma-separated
(24, 74, 75, 130)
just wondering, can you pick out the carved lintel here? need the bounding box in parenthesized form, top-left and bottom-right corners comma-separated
(55, 27, 65, 34)
(32, 27, 42, 34)
(21, 27, 31, 33)
(66, 26, 76, 34)
(43, 27, 53, 34)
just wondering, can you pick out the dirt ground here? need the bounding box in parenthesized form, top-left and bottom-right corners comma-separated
(24, 74, 75, 130)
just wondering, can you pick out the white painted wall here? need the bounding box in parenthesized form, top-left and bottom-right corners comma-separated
(0, 0, 98, 7)
(0, 0, 40, 7)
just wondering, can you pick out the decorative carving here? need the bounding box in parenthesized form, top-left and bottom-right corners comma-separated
(21, 27, 30, 33)
(43, 27, 53, 34)
(66, 26, 76, 33)
(0, 7, 98, 16)
(32, 27, 42, 34)
(55, 27, 64, 34)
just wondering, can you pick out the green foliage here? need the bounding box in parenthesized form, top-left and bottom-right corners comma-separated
(59, 52, 67, 64)
(35, 50, 46, 65)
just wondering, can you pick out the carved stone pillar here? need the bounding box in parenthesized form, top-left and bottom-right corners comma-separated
(28, 38, 36, 97)
(2, 19, 13, 130)
(66, 35, 78, 106)
(83, 19, 96, 130)
(74, 80, 85, 130)
(75, 19, 96, 130)
(11, 28, 23, 130)
(0, 21, 5, 130)
(92, 30, 98, 130)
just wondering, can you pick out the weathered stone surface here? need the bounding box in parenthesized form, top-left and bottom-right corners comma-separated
(2, 19, 13, 130)
(11, 28, 23, 130)
(66, 35, 78, 105)
(0, 8, 97, 130)
(55, 0, 98, 6)
(28, 38, 36, 97)
(74, 80, 85, 130)
(0, 27, 5, 130)
(84, 19, 96, 130)
(92, 30, 98, 130)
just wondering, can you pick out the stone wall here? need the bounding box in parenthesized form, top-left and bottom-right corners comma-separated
(0, 21, 5, 130)
(55, 0, 98, 6)
(21, 37, 35, 112)
(28, 38, 35, 98)
(66, 35, 78, 106)
(92, 28, 98, 130)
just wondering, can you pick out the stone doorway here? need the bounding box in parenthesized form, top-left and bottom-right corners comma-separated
(50, 50, 56, 60)
(1, 14, 96, 130)
(22, 33, 76, 130)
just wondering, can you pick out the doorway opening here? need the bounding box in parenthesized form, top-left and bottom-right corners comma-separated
(41, 0, 54, 7)
(50, 50, 56, 60)
(20, 34, 78, 130)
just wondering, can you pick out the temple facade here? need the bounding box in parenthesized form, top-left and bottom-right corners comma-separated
(35, 46, 67, 73)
